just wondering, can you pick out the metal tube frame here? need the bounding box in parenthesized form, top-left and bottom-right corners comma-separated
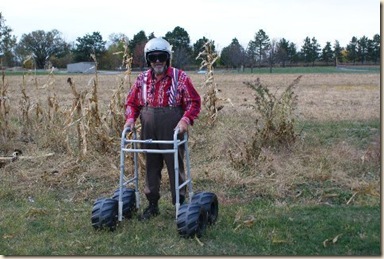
(118, 127, 193, 221)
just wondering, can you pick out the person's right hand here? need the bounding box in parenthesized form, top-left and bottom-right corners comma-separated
(176, 119, 188, 134)
(124, 119, 134, 130)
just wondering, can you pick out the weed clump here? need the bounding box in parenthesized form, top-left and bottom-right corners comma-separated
(229, 75, 302, 170)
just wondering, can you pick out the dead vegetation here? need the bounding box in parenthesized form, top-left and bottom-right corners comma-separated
(0, 67, 380, 206)
(196, 41, 232, 126)
(228, 75, 301, 170)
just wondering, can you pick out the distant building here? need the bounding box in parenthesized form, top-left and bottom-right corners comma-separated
(67, 62, 95, 73)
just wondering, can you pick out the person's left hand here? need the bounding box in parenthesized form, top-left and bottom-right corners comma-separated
(176, 119, 188, 134)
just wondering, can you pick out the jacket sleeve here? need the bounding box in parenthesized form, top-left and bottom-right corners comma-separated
(180, 73, 201, 125)
(125, 73, 144, 122)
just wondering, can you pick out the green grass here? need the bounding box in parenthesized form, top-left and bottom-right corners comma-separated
(0, 192, 380, 255)
(238, 66, 380, 74)
(297, 119, 380, 148)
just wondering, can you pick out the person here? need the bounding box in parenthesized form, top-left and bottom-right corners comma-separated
(124, 37, 201, 221)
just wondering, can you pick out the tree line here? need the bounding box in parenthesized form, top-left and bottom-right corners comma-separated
(0, 12, 380, 71)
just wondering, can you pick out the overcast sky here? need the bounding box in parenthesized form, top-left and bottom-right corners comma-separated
(0, 0, 380, 50)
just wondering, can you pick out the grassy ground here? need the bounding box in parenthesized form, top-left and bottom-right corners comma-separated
(0, 194, 380, 255)
(0, 69, 381, 255)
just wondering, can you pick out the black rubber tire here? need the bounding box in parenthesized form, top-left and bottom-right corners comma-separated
(91, 198, 118, 231)
(112, 187, 136, 218)
(191, 192, 219, 225)
(177, 203, 208, 238)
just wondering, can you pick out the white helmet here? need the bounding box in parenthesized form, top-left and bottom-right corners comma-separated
(144, 37, 172, 66)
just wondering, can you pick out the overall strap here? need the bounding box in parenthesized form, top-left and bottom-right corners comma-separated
(142, 70, 150, 105)
(169, 68, 179, 106)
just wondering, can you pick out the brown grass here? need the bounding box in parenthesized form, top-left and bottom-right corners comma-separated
(0, 71, 380, 206)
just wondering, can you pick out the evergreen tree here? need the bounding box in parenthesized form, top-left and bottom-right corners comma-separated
(253, 29, 270, 67)
(346, 36, 358, 64)
(220, 38, 244, 70)
(301, 37, 320, 66)
(333, 40, 344, 65)
(357, 36, 369, 64)
(165, 26, 192, 69)
(368, 34, 380, 64)
(321, 41, 333, 65)
(276, 38, 290, 67)
(288, 42, 298, 64)
(128, 30, 147, 69)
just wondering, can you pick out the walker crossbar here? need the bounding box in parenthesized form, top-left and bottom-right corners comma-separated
(118, 126, 193, 221)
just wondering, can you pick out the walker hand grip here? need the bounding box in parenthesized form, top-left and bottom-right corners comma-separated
(121, 126, 137, 143)
(122, 126, 130, 139)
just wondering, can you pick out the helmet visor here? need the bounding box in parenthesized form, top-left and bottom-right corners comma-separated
(147, 52, 169, 63)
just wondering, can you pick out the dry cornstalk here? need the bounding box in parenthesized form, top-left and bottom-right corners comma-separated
(0, 71, 10, 136)
(122, 40, 133, 89)
(20, 79, 31, 127)
(65, 77, 88, 157)
(196, 41, 232, 126)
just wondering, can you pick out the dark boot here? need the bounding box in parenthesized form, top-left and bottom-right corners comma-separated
(138, 202, 159, 221)
(172, 195, 185, 206)
(180, 195, 185, 205)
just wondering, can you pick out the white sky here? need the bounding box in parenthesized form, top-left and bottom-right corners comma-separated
(0, 0, 381, 51)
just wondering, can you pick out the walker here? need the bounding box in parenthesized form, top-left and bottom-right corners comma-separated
(91, 127, 218, 238)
